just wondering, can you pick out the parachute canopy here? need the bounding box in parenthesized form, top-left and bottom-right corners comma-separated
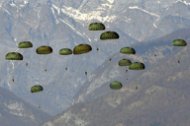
(18, 41, 33, 48)
(5, 52, 23, 60)
(31, 85, 43, 93)
(129, 62, 145, 70)
(73, 44, 92, 54)
(120, 47, 136, 54)
(89, 22, 105, 31)
(36, 46, 53, 54)
(59, 48, 72, 55)
(110, 81, 122, 90)
(172, 39, 187, 46)
(118, 59, 132, 66)
(100, 31, 119, 40)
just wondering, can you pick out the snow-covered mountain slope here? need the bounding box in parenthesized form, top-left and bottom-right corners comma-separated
(0, 0, 190, 116)
(42, 33, 190, 126)
(0, 87, 51, 126)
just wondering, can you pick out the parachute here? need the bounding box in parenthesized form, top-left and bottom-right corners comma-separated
(129, 62, 145, 70)
(120, 47, 136, 54)
(73, 44, 92, 54)
(5, 52, 23, 60)
(100, 31, 119, 40)
(36, 46, 53, 54)
(18, 41, 33, 48)
(110, 81, 122, 90)
(118, 59, 132, 66)
(31, 85, 43, 93)
(59, 48, 72, 55)
(172, 39, 187, 46)
(89, 22, 105, 31)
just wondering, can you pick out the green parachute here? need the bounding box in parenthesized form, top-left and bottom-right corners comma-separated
(31, 85, 43, 93)
(89, 22, 105, 31)
(110, 81, 123, 90)
(36, 46, 53, 54)
(73, 44, 92, 54)
(129, 62, 145, 70)
(120, 47, 136, 54)
(59, 48, 72, 55)
(18, 41, 33, 48)
(5, 52, 23, 60)
(172, 39, 187, 46)
(100, 31, 119, 40)
(118, 59, 132, 66)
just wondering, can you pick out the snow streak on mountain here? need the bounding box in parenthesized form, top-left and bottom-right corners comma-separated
(0, 87, 51, 126)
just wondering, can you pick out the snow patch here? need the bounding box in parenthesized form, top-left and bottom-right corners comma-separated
(43, 122, 54, 126)
(127, 101, 144, 111)
(128, 6, 160, 28)
(74, 118, 88, 126)
(4, 102, 35, 120)
(105, 95, 122, 108)
(167, 72, 184, 82)
(61, 6, 116, 22)
(176, 0, 190, 6)
(52, 4, 61, 15)
(145, 85, 163, 95)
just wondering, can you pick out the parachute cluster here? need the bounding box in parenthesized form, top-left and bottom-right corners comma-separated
(89, 22, 119, 40)
(5, 42, 93, 61)
(118, 47, 145, 70)
(4, 22, 188, 93)
(112, 38, 187, 90)
(5, 41, 93, 93)
(88, 22, 146, 90)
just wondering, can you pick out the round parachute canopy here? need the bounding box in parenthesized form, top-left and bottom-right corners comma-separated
(100, 31, 119, 40)
(31, 85, 43, 93)
(36, 46, 53, 54)
(89, 22, 105, 31)
(118, 59, 132, 66)
(172, 39, 187, 46)
(129, 62, 145, 70)
(120, 47, 136, 54)
(18, 41, 33, 48)
(5, 52, 23, 60)
(110, 81, 122, 90)
(73, 44, 92, 54)
(59, 48, 72, 55)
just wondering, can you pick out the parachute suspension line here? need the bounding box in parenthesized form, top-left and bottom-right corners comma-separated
(178, 46, 187, 64)
(11, 60, 15, 70)
(7, 61, 14, 89)
(14, 37, 18, 47)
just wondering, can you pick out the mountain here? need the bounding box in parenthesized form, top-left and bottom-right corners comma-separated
(0, 0, 190, 117)
(74, 28, 190, 103)
(0, 87, 51, 126)
(42, 30, 190, 126)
